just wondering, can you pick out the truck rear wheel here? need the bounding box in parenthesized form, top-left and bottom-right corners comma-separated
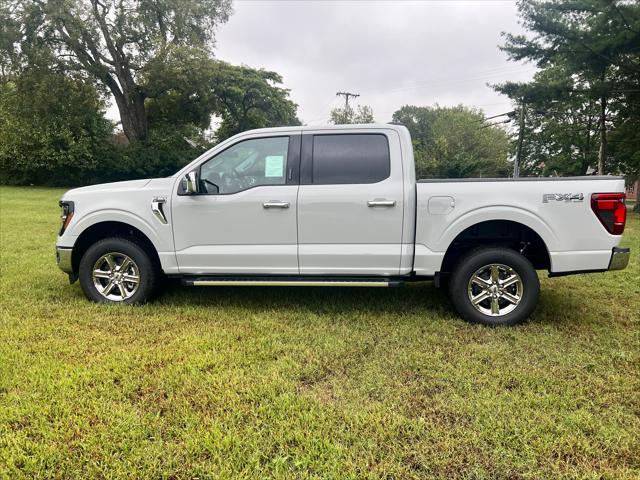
(448, 247, 539, 326)
(78, 237, 159, 304)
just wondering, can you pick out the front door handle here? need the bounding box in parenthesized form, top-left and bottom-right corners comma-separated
(367, 200, 396, 207)
(263, 201, 290, 209)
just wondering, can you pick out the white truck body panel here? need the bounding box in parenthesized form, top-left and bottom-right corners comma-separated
(414, 177, 625, 275)
(56, 177, 180, 273)
(57, 124, 628, 280)
(297, 127, 405, 275)
(172, 184, 299, 274)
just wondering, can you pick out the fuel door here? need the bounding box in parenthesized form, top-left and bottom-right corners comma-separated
(428, 196, 455, 215)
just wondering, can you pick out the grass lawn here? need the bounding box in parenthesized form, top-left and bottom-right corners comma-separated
(1, 185, 639, 479)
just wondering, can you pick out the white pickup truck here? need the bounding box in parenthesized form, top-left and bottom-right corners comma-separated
(56, 124, 630, 326)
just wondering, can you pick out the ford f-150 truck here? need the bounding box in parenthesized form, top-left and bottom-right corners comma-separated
(56, 124, 630, 326)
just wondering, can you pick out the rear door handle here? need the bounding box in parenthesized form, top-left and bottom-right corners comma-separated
(263, 201, 290, 209)
(367, 200, 396, 207)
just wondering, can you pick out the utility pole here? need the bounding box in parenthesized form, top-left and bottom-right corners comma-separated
(597, 94, 607, 175)
(514, 100, 526, 178)
(336, 91, 360, 111)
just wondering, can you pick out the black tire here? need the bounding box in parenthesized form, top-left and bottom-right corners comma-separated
(78, 237, 159, 304)
(448, 247, 539, 326)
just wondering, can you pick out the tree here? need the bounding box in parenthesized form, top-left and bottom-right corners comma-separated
(142, 46, 219, 136)
(330, 104, 374, 124)
(496, 0, 640, 175)
(210, 63, 300, 141)
(392, 105, 511, 178)
(0, 0, 303, 187)
(495, 66, 602, 176)
(142, 53, 300, 141)
(608, 93, 640, 211)
(1, 0, 232, 142)
(608, 64, 640, 209)
(0, 68, 113, 185)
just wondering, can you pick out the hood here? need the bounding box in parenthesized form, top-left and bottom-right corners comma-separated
(62, 179, 154, 199)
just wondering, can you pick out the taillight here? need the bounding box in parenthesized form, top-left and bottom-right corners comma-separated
(591, 193, 626, 235)
(59, 201, 74, 235)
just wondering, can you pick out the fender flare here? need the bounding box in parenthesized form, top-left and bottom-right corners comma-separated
(70, 209, 165, 252)
(436, 205, 559, 253)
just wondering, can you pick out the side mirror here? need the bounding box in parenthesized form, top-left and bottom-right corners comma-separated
(183, 171, 199, 194)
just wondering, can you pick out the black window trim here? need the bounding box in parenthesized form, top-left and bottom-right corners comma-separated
(300, 132, 391, 186)
(178, 134, 301, 196)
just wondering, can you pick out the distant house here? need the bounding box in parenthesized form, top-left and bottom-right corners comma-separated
(626, 179, 639, 202)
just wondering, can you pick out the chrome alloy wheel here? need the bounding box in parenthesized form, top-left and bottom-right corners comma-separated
(92, 252, 140, 301)
(467, 263, 523, 317)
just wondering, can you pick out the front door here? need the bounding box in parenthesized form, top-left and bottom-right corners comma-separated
(297, 130, 404, 275)
(172, 134, 300, 275)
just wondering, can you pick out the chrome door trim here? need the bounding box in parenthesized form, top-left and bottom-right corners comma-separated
(367, 200, 396, 207)
(262, 201, 290, 209)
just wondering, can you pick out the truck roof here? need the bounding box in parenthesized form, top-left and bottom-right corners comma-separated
(238, 123, 409, 135)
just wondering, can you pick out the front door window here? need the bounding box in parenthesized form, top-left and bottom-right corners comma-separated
(199, 136, 289, 194)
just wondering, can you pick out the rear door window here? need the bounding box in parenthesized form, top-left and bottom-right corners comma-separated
(312, 134, 390, 184)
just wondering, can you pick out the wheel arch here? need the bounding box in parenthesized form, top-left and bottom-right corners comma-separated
(440, 219, 551, 273)
(71, 221, 162, 275)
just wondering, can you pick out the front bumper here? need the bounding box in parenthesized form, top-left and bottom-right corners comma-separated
(608, 247, 630, 271)
(56, 246, 73, 274)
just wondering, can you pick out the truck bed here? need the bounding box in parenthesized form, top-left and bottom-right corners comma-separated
(417, 175, 622, 182)
(412, 175, 626, 276)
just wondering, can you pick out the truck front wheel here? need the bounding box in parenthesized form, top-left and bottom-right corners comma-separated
(448, 247, 539, 326)
(78, 237, 159, 304)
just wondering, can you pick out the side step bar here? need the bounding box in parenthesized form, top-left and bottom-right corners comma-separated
(181, 276, 404, 287)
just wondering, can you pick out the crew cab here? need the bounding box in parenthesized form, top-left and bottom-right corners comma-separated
(56, 124, 630, 326)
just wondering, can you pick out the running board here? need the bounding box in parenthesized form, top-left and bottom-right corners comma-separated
(182, 276, 403, 287)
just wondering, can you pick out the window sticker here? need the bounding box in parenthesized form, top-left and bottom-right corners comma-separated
(265, 155, 284, 177)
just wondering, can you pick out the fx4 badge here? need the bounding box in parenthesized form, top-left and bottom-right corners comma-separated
(542, 193, 584, 203)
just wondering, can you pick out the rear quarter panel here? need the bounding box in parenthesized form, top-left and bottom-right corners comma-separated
(414, 177, 626, 275)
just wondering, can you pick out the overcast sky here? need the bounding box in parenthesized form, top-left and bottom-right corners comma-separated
(108, 0, 536, 125)
(214, 0, 535, 125)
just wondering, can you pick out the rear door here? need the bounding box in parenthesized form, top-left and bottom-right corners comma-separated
(297, 129, 404, 275)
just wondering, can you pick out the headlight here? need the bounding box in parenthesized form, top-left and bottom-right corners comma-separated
(59, 200, 74, 235)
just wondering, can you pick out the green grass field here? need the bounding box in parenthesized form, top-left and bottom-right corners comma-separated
(1, 186, 639, 479)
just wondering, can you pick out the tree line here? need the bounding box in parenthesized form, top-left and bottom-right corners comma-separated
(494, 0, 639, 180)
(0, 0, 299, 185)
(0, 0, 638, 188)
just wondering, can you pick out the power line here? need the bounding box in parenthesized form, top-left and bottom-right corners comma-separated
(305, 96, 342, 125)
(364, 67, 538, 97)
(302, 65, 538, 124)
(479, 118, 511, 129)
(484, 111, 516, 121)
(475, 111, 516, 123)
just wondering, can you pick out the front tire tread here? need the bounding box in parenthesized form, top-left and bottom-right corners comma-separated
(78, 237, 159, 304)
